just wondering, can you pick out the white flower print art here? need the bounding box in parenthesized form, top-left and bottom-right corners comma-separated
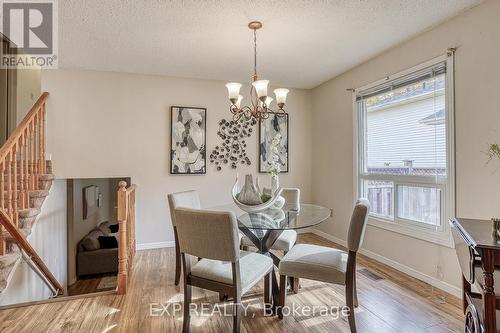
(170, 106, 206, 174)
(259, 113, 289, 173)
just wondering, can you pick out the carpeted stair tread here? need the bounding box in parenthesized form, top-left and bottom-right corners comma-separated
(0, 252, 21, 269)
(29, 190, 49, 198)
(0, 252, 21, 292)
(38, 174, 55, 181)
(3, 227, 31, 242)
(18, 208, 40, 218)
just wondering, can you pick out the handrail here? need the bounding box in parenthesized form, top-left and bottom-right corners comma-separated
(117, 181, 136, 294)
(0, 92, 49, 162)
(0, 210, 63, 295)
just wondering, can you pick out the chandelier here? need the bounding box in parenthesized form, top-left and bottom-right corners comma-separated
(225, 21, 289, 122)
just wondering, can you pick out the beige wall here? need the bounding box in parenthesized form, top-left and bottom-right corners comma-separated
(16, 67, 41, 123)
(311, 0, 500, 294)
(41, 70, 313, 246)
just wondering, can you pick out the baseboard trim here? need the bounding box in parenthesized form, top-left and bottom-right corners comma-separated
(136, 241, 175, 250)
(310, 229, 461, 298)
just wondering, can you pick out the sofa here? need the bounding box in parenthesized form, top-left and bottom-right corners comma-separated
(77, 221, 119, 277)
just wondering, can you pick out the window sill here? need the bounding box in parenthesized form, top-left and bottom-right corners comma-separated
(367, 216, 453, 248)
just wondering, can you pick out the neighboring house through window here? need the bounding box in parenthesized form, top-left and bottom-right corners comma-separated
(355, 55, 455, 245)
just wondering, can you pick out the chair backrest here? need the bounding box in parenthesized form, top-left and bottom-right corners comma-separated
(347, 199, 370, 252)
(282, 188, 300, 207)
(167, 190, 201, 226)
(174, 207, 240, 262)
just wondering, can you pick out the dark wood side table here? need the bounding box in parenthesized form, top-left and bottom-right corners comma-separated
(450, 218, 500, 333)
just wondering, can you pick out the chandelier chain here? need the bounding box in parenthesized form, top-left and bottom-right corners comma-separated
(253, 28, 257, 79)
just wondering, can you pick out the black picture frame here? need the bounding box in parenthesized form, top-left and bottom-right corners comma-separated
(258, 113, 289, 173)
(170, 106, 207, 174)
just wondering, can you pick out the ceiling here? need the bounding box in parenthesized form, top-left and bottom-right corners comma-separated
(59, 0, 483, 89)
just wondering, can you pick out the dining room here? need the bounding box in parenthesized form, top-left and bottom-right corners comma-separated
(1, 0, 500, 332)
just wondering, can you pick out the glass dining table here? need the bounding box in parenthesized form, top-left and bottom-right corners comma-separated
(211, 203, 332, 312)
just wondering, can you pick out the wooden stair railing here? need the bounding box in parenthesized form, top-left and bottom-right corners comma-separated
(0, 210, 63, 295)
(117, 181, 137, 294)
(0, 92, 64, 295)
(0, 92, 49, 256)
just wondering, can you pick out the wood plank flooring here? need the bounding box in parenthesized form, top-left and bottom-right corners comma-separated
(68, 274, 117, 296)
(0, 233, 463, 332)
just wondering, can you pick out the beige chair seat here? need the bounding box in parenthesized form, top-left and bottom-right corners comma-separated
(241, 230, 297, 252)
(279, 244, 348, 285)
(191, 251, 273, 294)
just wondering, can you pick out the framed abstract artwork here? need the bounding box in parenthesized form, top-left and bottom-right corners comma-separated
(259, 113, 289, 173)
(170, 106, 206, 174)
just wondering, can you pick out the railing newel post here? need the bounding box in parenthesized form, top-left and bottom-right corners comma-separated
(117, 181, 128, 294)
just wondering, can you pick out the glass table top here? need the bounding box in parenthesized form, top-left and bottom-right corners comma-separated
(211, 203, 331, 230)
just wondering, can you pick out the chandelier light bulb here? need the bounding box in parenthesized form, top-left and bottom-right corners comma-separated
(274, 88, 289, 108)
(226, 82, 242, 102)
(252, 80, 269, 99)
(235, 95, 243, 109)
(260, 96, 273, 108)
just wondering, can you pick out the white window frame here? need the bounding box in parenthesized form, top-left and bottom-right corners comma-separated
(353, 54, 455, 248)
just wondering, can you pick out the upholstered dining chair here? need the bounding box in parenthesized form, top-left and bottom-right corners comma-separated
(278, 199, 370, 333)
(241, 188, 301, 290)
(241, 188, 300, 253)
(168, 190, 245, 287)
(175, 207, 274, 333)
(168, 190, 201, 286)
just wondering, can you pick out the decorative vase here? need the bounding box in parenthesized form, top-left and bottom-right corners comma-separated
(271, 175, 279, 194)
(238, 174, 263, 205)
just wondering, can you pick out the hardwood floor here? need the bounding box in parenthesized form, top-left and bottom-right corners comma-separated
(68, 274, 117, 296)
(0, 233, 463, 332)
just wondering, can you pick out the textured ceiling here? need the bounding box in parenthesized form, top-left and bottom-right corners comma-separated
(59, 0, 483, 89)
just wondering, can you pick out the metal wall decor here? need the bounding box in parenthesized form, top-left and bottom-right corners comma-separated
(210, 116, 256, 171)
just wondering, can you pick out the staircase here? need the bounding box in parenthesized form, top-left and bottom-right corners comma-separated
(0, 92, 64, 296)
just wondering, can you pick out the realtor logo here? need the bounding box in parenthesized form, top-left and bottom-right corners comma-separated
(0, 0, 58, 68)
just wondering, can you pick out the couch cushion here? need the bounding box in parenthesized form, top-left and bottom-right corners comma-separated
(98, 221, 112, 235)
(81, 230, 103, 251)
(191, 251, 273, 294)
(98, 236, 119, 249)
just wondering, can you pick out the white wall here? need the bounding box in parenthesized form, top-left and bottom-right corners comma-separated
(311, 0, 500, 295)
(0, 180, 67, 306)
(41, 71, 313, 247)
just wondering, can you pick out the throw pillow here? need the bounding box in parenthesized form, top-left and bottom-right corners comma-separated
(98, 236, 119, 249)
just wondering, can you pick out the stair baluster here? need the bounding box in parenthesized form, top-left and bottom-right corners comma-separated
(12, 143, 18, 227)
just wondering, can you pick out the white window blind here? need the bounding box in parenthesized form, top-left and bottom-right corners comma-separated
(356, 60, 451, 231)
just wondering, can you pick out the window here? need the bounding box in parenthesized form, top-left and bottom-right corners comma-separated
(355, 56, 454, 245)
